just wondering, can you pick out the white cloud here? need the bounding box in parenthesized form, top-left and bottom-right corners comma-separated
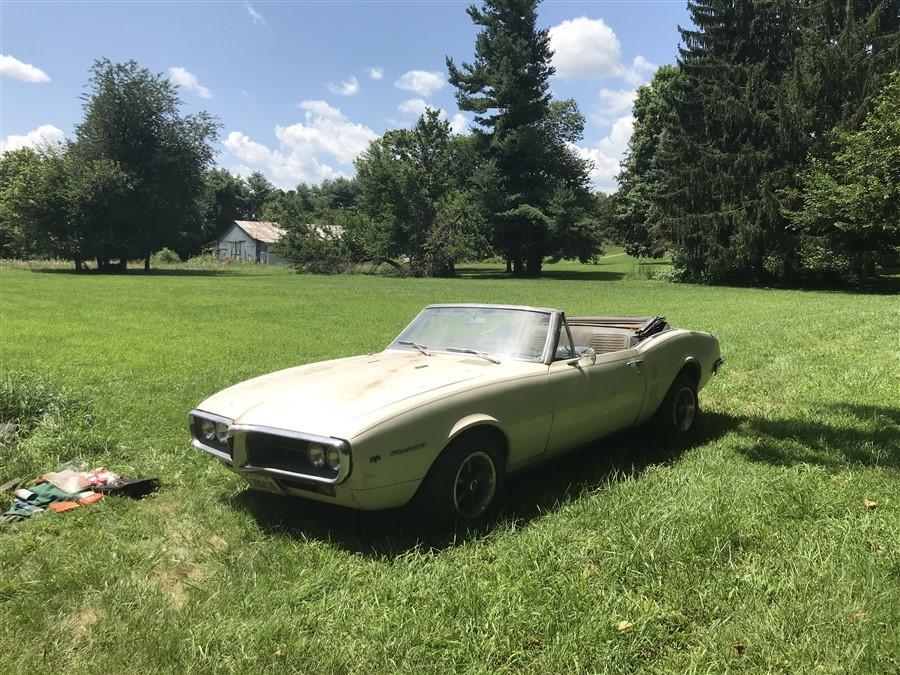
(394, 70, 445, 97)
(1, 124, 65, 155)
(448, 113, 469, 135)
(620, 55, 657, 86)
(299, 99, 343, 120)
(591, 87, 638, 126)
(281, 100, 377, 163)
(397, 98, 430, 116)
(245, 2, 266, 25)
(572, 114, 634, 193)
(326, 75, 359, 96)
(367, 66, 384, 80)
(598, 88, 638, 114)
(223, 101, 377, 188)
(0, 54, 50, 83)
(549, 17, 621, 79)
(224, 131, 340, 187)
(548, 17, 656, 88)
(168, 67, 212, 99)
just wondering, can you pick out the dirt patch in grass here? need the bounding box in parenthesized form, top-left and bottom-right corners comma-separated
(152, 564, 204, 611)
(66, 606, 105, 642)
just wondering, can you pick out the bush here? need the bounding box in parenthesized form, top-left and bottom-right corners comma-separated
(150, 247, 182, 265)
(276, 225, 351, 274)
(651, 267, 680, 282)
(182, 251, 220, 268)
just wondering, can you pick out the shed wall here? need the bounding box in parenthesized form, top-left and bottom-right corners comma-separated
(213, 223, 284, 263)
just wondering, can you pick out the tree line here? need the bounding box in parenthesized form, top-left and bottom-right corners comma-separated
(2, 0, 897, 284)
(615, 0, 899, 285)
(0, 0, 608, 277)
(272, 0, 606, 277)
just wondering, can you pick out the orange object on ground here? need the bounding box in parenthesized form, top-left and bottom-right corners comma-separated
(48, 501, 80, 513)
(79, 492, 103, 506)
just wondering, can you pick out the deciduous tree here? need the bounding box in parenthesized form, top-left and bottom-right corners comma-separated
(72, 59, 218, 271)
(355, 109, 486, 276)
(789, 70, 900, 282)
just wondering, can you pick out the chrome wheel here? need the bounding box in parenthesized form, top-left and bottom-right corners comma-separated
(673, 387, 696, 432)
(452, 451, 497, 519)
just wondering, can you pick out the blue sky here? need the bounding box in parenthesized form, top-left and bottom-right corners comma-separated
(1, 0, 689, 192)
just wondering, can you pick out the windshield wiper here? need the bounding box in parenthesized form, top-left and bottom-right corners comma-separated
(398, 340, 431, 356)
(446, 347, 501, 364)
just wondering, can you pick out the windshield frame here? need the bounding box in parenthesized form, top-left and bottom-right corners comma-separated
(389, 304, 561, 365)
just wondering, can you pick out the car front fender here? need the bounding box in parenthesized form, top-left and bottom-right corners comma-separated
(448, 413, 501, 442)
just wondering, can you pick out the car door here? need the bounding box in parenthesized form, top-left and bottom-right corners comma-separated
(587, 349, 647, 436)
(546, 319, 647, 453)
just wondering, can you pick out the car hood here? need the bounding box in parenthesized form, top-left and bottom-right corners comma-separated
(195, 350, 513, 439)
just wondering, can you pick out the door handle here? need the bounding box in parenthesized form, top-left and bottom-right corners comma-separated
(626, 359, 643, 373)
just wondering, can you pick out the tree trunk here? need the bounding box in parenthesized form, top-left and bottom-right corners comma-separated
(430, 253, 455, 278)
(505, 258, 512, 274)
(74, 257, 83, 272)
(526, 253, 543, 276)
(144, 255, 150, 272)
(513, 256, 523, 276)
(96, 256, 106, 272)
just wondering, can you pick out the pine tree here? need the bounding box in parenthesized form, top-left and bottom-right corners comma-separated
(615, 65, 681, 259)
(448, 0, 597, 275)
(635, 0, 898, 284)
(652, 0, 805, 283)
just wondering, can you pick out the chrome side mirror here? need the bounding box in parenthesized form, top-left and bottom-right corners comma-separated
(567, 347, 597, 367)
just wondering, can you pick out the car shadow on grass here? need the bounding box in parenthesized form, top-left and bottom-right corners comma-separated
(224, 410, 738, 558)
(734, 403, 900, 470)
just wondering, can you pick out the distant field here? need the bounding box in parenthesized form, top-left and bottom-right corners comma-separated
(0, 256, 897, 673)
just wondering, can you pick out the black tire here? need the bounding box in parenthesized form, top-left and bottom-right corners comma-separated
(655, 372, 699, 436)
(415, 430, 505, 529)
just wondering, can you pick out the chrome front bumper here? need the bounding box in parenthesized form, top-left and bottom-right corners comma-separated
(190, 411, 352, 486)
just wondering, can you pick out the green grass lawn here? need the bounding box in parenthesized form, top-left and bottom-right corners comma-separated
(0, 255, 897, 673)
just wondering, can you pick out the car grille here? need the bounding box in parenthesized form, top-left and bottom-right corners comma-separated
(244, 432, 315, 475)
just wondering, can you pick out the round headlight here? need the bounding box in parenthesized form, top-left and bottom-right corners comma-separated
(214, 422, 231, 443)
(308, 443, 325, 467)
(326, 447, 341, 472)
(200, 418, 216, 440)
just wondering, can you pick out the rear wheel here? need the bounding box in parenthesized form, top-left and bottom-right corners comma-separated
(415, 430, 504, 529)
(656, 372, 699, 435)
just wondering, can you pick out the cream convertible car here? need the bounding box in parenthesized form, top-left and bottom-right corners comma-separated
(190, 304, 722, 526)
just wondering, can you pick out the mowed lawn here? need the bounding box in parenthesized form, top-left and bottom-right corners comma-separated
(0, 256, 897, 673)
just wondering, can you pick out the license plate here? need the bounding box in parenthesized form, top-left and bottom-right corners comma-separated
(245, 474, 282, 494)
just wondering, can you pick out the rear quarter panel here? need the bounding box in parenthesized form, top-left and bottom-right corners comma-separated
(635, 330, 721, 423)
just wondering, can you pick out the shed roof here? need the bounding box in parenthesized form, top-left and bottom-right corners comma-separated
(234, 220, 285, 243)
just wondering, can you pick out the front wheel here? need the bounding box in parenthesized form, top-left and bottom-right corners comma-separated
(656, 372, 699, 435)
(415, 431, 504, 529)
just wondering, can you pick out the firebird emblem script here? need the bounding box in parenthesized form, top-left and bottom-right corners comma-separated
(390, 442, 425, 457)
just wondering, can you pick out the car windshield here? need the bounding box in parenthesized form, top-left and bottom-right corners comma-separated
(391, 306, 552, 363)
